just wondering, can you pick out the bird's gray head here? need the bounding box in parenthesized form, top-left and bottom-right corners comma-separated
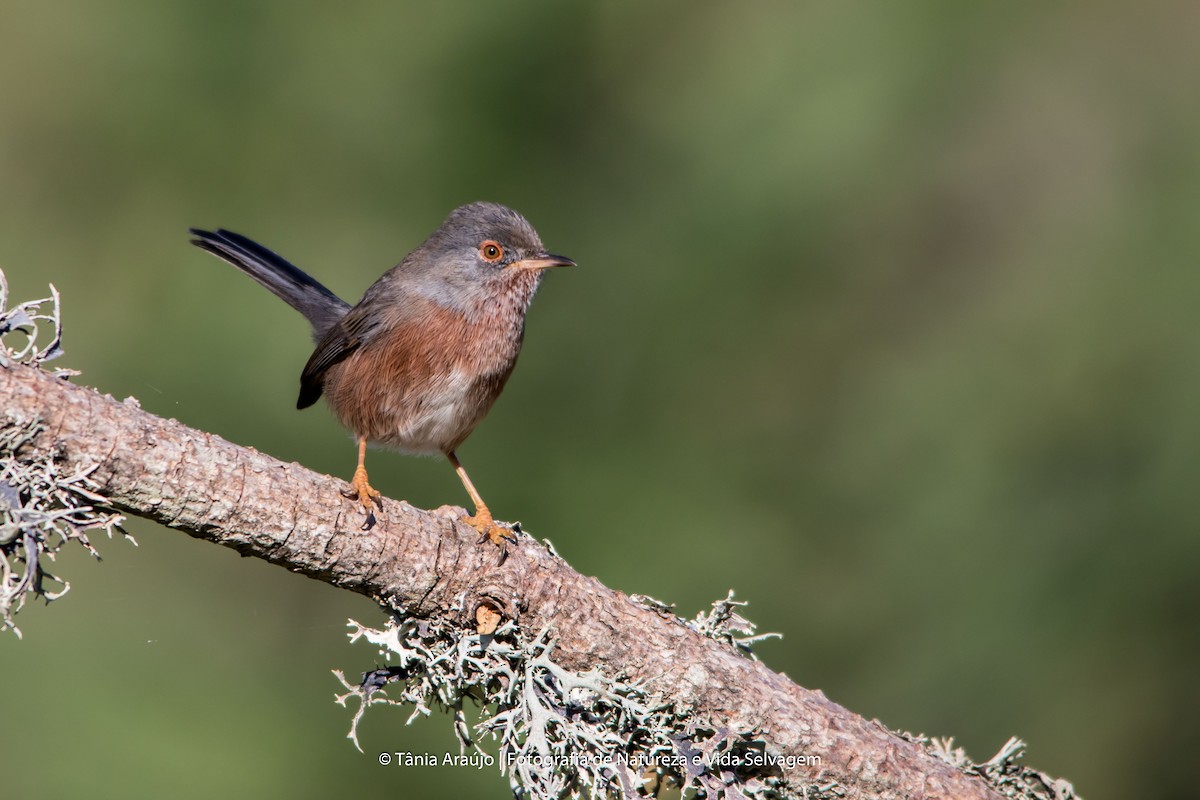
(398, 202, 574, 310)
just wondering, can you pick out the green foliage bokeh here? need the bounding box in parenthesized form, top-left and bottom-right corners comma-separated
(2, 2, 1197, 798)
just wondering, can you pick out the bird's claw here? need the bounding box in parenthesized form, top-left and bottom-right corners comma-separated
(465, 508, 518, 563)
(343, 466, 382, 530)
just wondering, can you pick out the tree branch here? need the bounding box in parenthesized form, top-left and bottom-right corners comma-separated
(1, 361, 1077, 800)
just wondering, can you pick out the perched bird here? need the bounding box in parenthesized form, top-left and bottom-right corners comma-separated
(189, 202, 574, 548)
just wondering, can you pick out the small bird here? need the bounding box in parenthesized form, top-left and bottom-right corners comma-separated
(189, 202, 574, 548)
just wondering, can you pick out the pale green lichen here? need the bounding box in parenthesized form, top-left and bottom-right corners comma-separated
(0, 270, 128, 637)
(335, 594, 793, 800)
(915, 733, 1080, 799)
(336, 591, 1082, 800)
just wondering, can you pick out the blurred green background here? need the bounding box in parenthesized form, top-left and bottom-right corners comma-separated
(2, 1, 1197, 798)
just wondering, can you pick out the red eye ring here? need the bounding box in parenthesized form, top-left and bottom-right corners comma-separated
(480, 241, 504, 262)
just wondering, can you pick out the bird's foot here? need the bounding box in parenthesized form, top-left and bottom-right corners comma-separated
(464, 506, 518, 561)
(343, 466, 383, 530)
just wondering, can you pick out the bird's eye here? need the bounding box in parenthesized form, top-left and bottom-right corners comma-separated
(479, 241, 504, 262)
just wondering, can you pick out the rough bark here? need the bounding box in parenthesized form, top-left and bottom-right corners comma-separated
(1, 362, 1006, 800)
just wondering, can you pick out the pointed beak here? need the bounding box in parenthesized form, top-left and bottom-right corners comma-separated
(509, 252, 576, 271)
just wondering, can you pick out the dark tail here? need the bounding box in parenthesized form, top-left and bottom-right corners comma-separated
(189, 228, 351, 341)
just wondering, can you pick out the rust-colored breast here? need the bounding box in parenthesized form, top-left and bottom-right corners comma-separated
(320, 297, 526, 454)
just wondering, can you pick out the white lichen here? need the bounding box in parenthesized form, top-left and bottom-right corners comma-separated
(687, 590, 782, 659)
(906, 732, 1080, 800)
(335, 595, 793, 799)
(0, 269, 129, 637)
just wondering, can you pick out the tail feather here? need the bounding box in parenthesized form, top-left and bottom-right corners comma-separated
(189, 228, 350, 341)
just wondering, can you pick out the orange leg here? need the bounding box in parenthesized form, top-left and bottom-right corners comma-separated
(342, 436, 382, 528)
(447, 451, 515, 547)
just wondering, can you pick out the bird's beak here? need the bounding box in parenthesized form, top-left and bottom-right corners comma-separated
(509, 252, 576, 271)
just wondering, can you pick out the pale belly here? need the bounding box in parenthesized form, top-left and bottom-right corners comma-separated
(340, 368, 508, 456)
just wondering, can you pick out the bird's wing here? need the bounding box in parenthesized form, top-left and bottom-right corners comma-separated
(297, 303, 383, 409)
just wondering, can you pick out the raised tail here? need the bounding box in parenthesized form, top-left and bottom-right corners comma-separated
(189, 228, 351, 341)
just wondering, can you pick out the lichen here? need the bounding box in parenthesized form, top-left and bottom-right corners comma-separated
(684, 590, 782, 659)
(335, 594, 795, 799)
(0, 269, 129, 637)
(337, 589, 1082, 800)
(906, 732, 1080, 800)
